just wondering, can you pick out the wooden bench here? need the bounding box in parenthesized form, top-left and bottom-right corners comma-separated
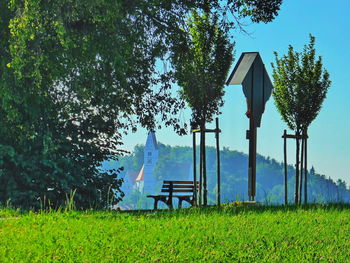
(147, 180, 199, 210)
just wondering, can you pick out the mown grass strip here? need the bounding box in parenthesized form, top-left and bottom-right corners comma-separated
(0, 204, 349, 262)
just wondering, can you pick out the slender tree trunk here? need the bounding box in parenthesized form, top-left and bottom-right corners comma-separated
(300, 136, 304, 204)
(295, 131, 300, 204)
(304, 129, 308, 204)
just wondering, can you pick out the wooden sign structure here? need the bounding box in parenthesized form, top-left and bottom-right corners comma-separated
(226, 52, 273, 201)
(192, 118, 221, 206)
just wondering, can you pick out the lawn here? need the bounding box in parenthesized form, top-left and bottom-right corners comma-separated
(0, 204, 349, 262)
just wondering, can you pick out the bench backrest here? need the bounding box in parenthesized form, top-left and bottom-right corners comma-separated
(161, 181, 199, 195)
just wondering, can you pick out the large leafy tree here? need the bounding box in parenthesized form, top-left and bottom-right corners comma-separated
(0, 0, 188, 209)
(272, 35, 331, 204)
(0, 0, 282, 209)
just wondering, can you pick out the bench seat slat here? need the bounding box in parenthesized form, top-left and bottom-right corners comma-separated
(147, 195, 193, 198)
(163, 185, 195, 189)
(161, 189, 197, 193)
(163, 180, 199, 184)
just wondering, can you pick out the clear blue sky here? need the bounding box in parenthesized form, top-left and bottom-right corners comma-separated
(123, 0, 350, 185)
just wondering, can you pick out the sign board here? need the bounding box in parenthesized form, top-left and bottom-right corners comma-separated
(226, 52, 273, 127)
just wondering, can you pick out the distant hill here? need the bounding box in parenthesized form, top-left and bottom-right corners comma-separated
(116, 143, 350, 207)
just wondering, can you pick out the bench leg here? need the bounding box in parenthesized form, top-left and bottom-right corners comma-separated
(154, 198, 158, 210)
(166, 198, 173, 210)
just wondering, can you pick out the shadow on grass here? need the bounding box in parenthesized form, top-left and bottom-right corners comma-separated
(89, 202, 350, 220)
(2, 202, 350, 220)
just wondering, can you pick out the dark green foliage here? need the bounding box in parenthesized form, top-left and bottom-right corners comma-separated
(0, 0, 191, 209)
(233, 0, 283, 23)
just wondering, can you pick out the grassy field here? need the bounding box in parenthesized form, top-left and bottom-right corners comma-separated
(0, 204, 349, 262)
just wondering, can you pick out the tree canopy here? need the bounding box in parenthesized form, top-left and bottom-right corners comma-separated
(171, 10, 234, 127)
(272, 35, 331, 132)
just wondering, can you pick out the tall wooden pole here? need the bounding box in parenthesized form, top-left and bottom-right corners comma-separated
(215, 118, 221, 206)
(248, 121, 252, 201)
(304, 131, 308, 204)
(283, 130, 288, 205)
(199, 128, 203, 206)
(252, 125, 257, 201)
(300, 136, 304, 204)
(248, 116, 257, 201)
(203, 124, 207, 206)
(248, 62, 257, 202)
(193, 132, 197, 206)
(295, 131, 300, 204)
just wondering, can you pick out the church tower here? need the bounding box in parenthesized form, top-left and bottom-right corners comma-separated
(143, 131, 159, 194)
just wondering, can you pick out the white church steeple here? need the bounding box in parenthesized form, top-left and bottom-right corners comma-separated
(142, 131, 159, 193)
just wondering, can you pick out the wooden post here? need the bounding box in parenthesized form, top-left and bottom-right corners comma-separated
(203, 124, 207, 206)
(215, 118, 221, 206)
(248, 116, 257, 201)
(199, 128, 203, 206)
(304, 132, 308, 204)
(252, 125, 257, 201)
(295, 131, 300, 204)
(193, 132, 197, 206)
(300, 136, 304, 204)
(283, 130, 288, 205)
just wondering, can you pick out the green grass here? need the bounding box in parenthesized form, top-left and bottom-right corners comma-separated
(0, 204, 350, 262)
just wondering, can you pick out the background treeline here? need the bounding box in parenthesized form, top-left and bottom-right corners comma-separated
(117, 143, 350, 208)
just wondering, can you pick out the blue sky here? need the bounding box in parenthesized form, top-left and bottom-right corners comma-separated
(123, 0, 350, 185)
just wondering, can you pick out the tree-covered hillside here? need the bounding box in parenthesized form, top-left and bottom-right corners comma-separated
(118, 143, 350, 208)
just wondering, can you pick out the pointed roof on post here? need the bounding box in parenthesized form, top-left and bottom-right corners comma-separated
(226, 52, 273, 127)
(226, 52, 260, 85)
